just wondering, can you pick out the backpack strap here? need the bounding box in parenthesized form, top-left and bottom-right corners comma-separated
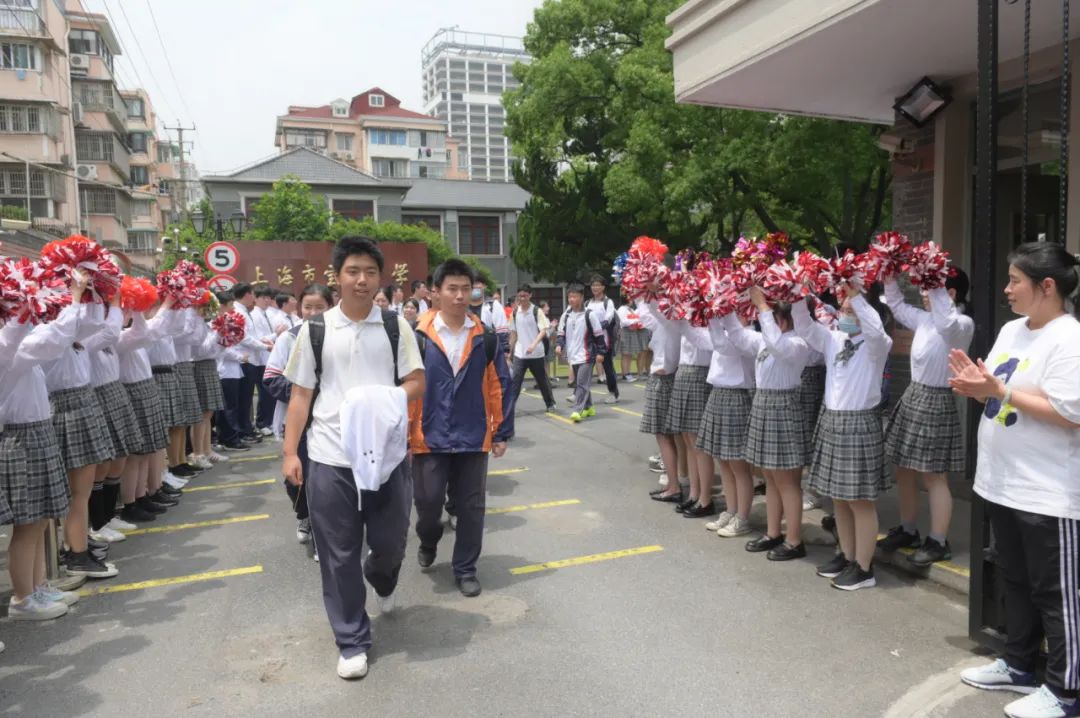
(304, 314, 326, 432)
(380, 308, 402, 386)
(482, 327, 497, 364)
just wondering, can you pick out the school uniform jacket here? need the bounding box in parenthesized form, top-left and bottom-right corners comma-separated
(408, 311, 513, 455)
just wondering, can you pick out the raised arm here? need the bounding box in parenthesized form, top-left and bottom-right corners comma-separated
(927, 287, 975, 348)
(850, 294, 893, 356)
(759, 311, 810, 361)
(882, 278, 926, 332)
(792, 299, 832, 354)
(721, 312, 765, 356)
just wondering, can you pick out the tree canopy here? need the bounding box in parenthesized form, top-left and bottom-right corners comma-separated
(245, 175, 333, 243)
(503, 0, 891, 282)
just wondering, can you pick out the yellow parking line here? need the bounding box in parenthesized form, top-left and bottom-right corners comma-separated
(876, 535, 971, 578)
(122, 514, 270, 537)
(611, 406, 643, 418)
(487, 499, 581, 515)
(489, 467, 529, 476)
(184, 479, 276, 493)
(229, 454, 280, 464)
(510, 545, 664, 575)
(79, 565, 264, 597)
(544, 413, 576, 426)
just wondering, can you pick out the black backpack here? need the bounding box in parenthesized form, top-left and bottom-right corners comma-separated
(304, 308, 403, 431)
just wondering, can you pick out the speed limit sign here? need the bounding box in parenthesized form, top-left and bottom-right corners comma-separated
(207, 274, 237, 291)
(204, 241, 239, 274)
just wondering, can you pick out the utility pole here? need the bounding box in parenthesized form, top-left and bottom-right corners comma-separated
(164, 121, 196, 213)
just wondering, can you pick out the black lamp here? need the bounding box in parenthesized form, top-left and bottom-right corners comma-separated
(190, 209, 205, 235)
(894, 77, 951, 128)
(229, 210, 246, 235)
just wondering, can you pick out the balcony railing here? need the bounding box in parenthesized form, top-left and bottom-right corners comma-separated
(75, 130, 130, 182)
(81, 187, 131, 226)
(0, 7, 46, 37)
(72, 81, 128, 133)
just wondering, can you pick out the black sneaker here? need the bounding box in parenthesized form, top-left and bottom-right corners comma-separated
(831, 562, 876, 591)
(816, 552, 850, 578)
(745, 534, 785, 553)
(682, 502, 717, 518)
(767, 542, 807, 561)
(877, 526, 921, 552)
(121, 503, 157, 523)
(242, 434, 263, 444)
(908, 537, 952, 567)
(158, 484, 183, 497)
(418, 546, 436, 569)
(170, 464, 196, 478)
(675, 497, 697, 514)
(224, 442, 250, 452)
(137, 496, 168, 514)
(456, 576, 482, 597)
(151, 490, 180, 507)
(65, 551, 118, 579)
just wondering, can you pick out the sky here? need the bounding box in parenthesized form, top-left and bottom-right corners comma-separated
(82, 0, 545, 175)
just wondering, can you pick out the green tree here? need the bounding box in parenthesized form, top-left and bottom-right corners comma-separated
(246, 175, 332, 242)
(160, 197, 223, 273)
(504, 0, 890, 281)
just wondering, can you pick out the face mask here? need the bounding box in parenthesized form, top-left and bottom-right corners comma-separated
(837, 316, 860, 335)
(470, 289, 484, 302)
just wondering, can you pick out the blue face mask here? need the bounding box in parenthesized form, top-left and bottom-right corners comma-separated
(837, 316, 860, 335)
(470, 288, 484, 303)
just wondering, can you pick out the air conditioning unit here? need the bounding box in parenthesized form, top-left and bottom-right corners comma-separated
(76, 164, 98, 180)
(70, 54, 90, 75)
(329, 152, 340, 159)
(72, 102, 83, 126)
(345, 152, 354, 161)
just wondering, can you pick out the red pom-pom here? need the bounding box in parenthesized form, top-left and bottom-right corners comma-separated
(120, 276, 158, 312)
(0, 258, 72, 324)
(39, 234, 121, 303)
(906, 241, 955, 290)
(867, 231, 914, 280)
(793, 251, 831, 295)
(822, 250, 874, 299)
(211, 310, 246, 347)
(629, 236, 669, 260)
(156, 259, 207, 308)
(762, 259, 804, 303)
(621, 250, 669, 302)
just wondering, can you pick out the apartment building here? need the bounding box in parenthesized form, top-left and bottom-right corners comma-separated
(0, 0, 79, 233)
(275, 87, 468, 181)
(421, 29, 530, 182)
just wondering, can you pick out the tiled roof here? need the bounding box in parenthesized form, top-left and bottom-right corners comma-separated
(403, 179, 529, 210)
(282, 87, 433, 122)
(203, 147, 382, 186)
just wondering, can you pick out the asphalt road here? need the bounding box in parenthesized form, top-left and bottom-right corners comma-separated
(0, 378, 1013, 717)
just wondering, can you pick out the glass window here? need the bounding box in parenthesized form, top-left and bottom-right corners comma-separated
(371, 158, 407, 178)
(0, 43, 36, 70)
(369, 94, 385, 107)
(68, 30, 95, 55)
(156, 144, 173, 163)
(402, 214, 442, 234)
(336, 133, 353, 151)
(0, 104, 40, 132)
(284, 130, 326, 149)
(128, 132, 148, 153)
(458, 215, 500, 255)
(129, 165, 149, 185)
(127, 98, 144, 118)
(369, 129, 406, 145)
(332, 199, 374, 220)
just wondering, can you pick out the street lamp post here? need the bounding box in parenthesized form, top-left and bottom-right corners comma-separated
(191, 208, 246, 240)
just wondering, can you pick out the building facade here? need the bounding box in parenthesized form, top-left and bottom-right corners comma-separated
(421, 29, 530, 183)
(275, 87, 467, 181)
(0, 0, 79, 233)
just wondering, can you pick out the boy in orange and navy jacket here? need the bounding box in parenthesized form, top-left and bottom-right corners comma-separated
(408, 259, 513, 597)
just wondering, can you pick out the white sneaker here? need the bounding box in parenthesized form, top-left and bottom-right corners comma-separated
(207, 451, 229, 463)
(96, 526, 126, 543)
(8, 595, 67, 621)
(88, 529, 109, 544)
(648, 454, 661, 465)
(34, 584, 79, 607)
(313, 549, 319, 563)
(188, 455, 213, 470)
(657, 475, 669, 487)
(705, 511, 735, 532)
(565, 394, 575, 404)
(296, 518, 311, 544)
(604, 394, 618, 404)
(259, 427, 274, 437)
(960, 658, 1038, 695)
(717, 515, 753, 537)
(626, 374, 637, 382)
(802, 494, 823, 511)
(376, 590, 398, 615)
(163, 473, 188, 490)
(337, 652, 368, 679)
(106, 516, 136, 532)
(1004, 685, 1077, 718)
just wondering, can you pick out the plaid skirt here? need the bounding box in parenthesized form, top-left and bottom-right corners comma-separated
(696, 387, 752, 461)
(668, 365, 711, 434)
(124, 378, 169, 455)
(49, 385, 113, 470)
(885, 382, 965, 474)
(194, 359, 225, 412)
(0, 420, 70, 524)
(745, 389, 806, 470)
(621, 328, 651, 356)
(94, 381, 138, 459)
(153, 366, 183, 428)
(173, 361, 204, 427)
(640, 373, 676, 435)
(807, 408, 890, 501)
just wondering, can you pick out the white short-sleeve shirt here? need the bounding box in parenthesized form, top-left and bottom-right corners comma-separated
(285, 304, 422, 468)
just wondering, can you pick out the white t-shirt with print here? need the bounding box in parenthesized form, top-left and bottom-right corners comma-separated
(285, 304, 422, 469)
(974, 314, 1080, 520)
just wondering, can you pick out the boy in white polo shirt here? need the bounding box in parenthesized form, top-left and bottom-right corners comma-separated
(283, 236, 424, 681)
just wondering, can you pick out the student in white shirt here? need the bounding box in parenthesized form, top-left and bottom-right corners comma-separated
(556, 283, 607, 422)
(410, 279, 430, 314)
(469, 280, 510, 341)
(616, 296, 650, 382)
(388, 283, 406, 316)
(212, 291, 250, 452)
(231, 283, 273, 441)
(793, 285, 893, 591)
(251, 286, 281, 435)
(586, 275, 620, 403)
(283, 236, 424, 681)
(508, 284, 556, 412)
(638, 299, 684, 501)
(878, 270, 974, 566)
(727, 290, 812, 557)
(951, 243, 1080, 718)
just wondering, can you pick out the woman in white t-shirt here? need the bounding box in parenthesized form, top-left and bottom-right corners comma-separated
(953, 243, 1080, 718)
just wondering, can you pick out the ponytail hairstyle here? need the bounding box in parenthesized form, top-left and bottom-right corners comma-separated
(1007, 242, 1080, 319)
(945, 267, 971, 316)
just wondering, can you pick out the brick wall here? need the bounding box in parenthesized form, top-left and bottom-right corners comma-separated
(890, 119, 937, 245)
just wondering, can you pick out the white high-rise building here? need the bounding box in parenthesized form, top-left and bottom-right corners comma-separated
(422, 29, 530, 183)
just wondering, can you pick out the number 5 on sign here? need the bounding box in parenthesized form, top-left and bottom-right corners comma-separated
(204, 241, 239, 275)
